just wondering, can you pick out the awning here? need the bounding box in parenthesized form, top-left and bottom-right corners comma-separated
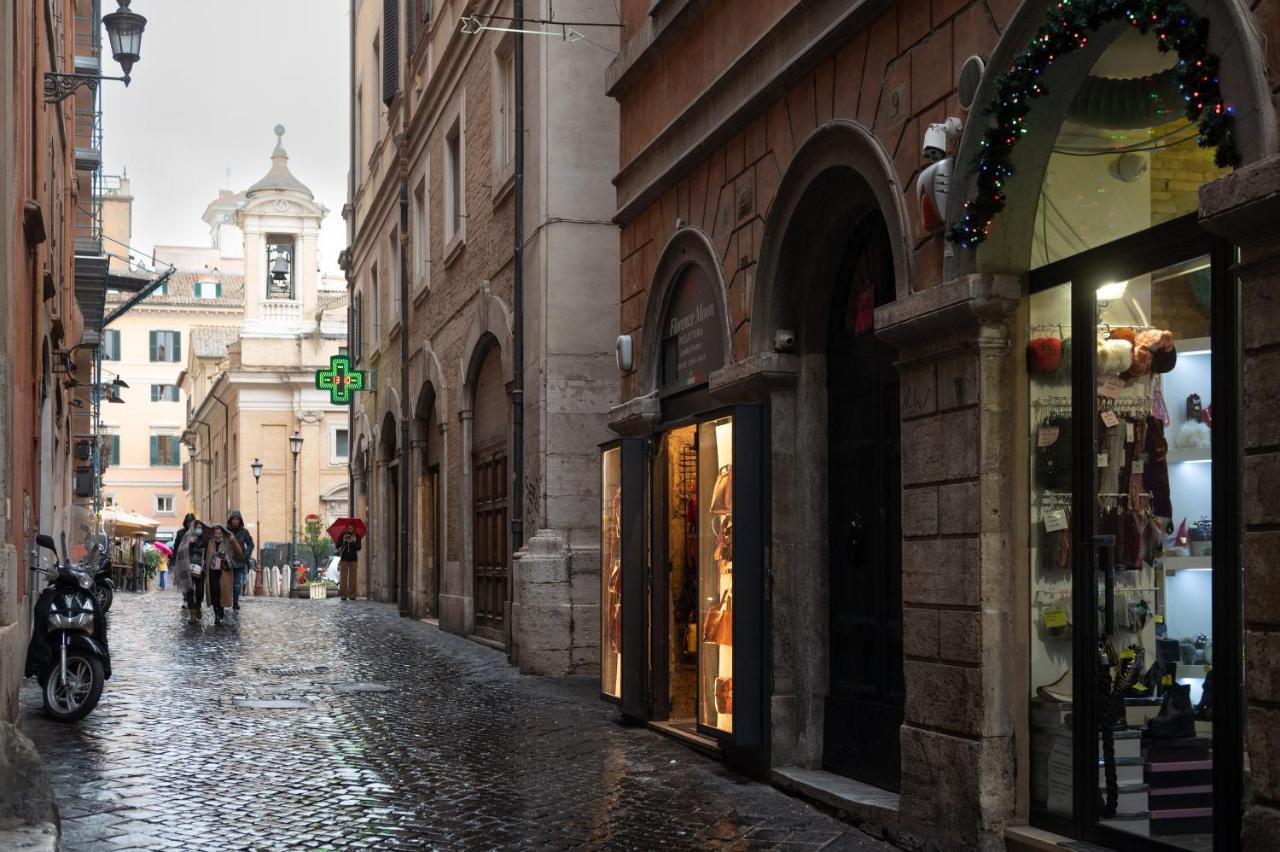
(101, 507, 160, 538)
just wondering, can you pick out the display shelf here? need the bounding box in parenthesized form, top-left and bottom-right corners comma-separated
(1162, 556, 1212, 572)
(1167, 447, 1211, 464)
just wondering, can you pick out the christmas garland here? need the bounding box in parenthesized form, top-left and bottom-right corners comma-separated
(948, 0, 1242, 248)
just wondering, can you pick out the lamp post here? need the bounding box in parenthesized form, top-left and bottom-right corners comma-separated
(289, 432, 303, 578)
(44, 0, 147, 103)
(251, 458, 264, 592)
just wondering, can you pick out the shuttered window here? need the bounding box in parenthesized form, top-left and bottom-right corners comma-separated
(382, 0, 399, 105)
(150, 434, 181, 467)
(102, 329, 121, 360)
(353, 292, 363, 362)
(108, 435, 120, 466)
(149, 330, 181, 363)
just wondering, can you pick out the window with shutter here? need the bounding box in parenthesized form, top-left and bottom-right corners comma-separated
(109, 435, 120, 465)
(382, 0, 399, 105)
(353, 293, 363, 362)
(150, 435, 158, 466)
(102, 330, 121, 361)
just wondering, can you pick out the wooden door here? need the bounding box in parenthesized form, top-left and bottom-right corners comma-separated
(473, 450, 508, 640)
(822, 214, 904, 791)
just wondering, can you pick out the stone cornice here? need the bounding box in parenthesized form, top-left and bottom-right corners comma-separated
(607, 394, 661, 437)
(708, 352, 799, 403)
(874, 275, 1021, 359)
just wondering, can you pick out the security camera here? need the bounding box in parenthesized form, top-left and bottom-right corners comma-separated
(773, 329, 796, 353)
(922, 117, 963, 163)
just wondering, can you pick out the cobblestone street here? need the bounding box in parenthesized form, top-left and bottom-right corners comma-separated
(20, 590, 896, 851)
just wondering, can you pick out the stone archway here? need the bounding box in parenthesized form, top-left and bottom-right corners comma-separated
(379, 411, 399, 604)
(736, 120, 908, 783)
(945, 0, 1275, 277)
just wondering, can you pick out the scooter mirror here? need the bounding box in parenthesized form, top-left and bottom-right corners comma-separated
(36, 533, 57, 553)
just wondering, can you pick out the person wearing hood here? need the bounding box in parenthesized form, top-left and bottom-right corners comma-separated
(172, 514, 197, 614)
(226, 510, 255, 610)
(180, 518, 207, 621)
(204, 524, 241, 624)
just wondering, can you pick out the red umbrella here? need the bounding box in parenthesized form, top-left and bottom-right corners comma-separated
(326, 518, 366, 544)
(150, 541, 174, 557)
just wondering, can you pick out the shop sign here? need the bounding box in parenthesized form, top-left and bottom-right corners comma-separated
(659, 266, 725, 393)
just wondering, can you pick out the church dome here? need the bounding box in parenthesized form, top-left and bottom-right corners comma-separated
(246, 125, 314, 198)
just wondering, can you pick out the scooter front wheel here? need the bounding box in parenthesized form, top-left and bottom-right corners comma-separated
(95, 581, 113, 613)
(42, 651, 104, 722)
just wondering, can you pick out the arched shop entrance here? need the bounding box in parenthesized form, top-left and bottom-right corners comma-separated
(413, 382, 442, 620)
(947, 8, 1270, 848)
(601, 229, 768, 766)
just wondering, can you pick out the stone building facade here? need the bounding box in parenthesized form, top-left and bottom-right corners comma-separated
(346, 0, 619, 674)
(603, 0, 1280, 849)
(180, 132, 349, 559)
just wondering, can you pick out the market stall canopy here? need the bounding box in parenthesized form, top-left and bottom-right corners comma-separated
(101, 507, 160, 538)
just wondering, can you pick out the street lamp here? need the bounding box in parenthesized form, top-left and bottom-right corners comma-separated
(289, 433, 303, 574)
(251, 458, 264, 596)
(45, 0, 148, 104)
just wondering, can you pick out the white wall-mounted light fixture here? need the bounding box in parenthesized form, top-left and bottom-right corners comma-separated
(615, 335, 633, 372)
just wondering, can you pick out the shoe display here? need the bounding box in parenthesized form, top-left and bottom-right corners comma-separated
(1195, 670, 1214, 722)
(1147, 683, 1195, 739)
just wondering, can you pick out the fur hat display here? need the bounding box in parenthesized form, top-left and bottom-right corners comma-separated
(1175, 420, 1212, 449)
(1097, 336, 1133, 377)
(1027, 337, 1063, 375)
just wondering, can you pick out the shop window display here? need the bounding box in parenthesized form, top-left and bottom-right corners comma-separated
(698, 417, 733, 733)
(1029, 261, 1219, 847)
(601, 447, 622, 699)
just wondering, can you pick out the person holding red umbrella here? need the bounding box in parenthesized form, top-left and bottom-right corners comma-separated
(337, 523, 361, 600)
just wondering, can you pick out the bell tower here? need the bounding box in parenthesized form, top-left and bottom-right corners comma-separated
(238, 125, 329, 337)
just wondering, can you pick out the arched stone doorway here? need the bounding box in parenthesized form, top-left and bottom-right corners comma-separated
(413, 382, 442, 619)
(750, 121, 910, 790)
(469, 337, 509, 643)
(379, 411, 399, 604)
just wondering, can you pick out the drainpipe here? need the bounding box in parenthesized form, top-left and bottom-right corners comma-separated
(397, 5, 412, 618)
(509, 0, 526, 655)
(347, 0, 357, 586)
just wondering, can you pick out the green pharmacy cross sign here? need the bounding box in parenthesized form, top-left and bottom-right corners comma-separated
(316, 355, 365, 405)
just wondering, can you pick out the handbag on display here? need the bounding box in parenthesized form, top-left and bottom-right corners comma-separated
(701, 589, 733, 645)
(714, 676, 734, 715)
(1186, 393, 1204, 423)
(713, 515, 733, 563)
(710, 466, 733, 515)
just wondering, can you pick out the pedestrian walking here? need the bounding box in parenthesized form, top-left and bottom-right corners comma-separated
(205, 524, 242, 625)
(226, 510, 255, 610)
(176, 517, 206, 621)
(338, 525, 360, 600)
(157, 555, 168, 590)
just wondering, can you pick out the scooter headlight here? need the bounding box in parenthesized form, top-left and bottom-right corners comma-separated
(48, 612, 93, 630)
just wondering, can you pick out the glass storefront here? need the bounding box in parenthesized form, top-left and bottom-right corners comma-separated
(698, 417, 733, 733)
(1027, 232, 1234, 848)
(601, 446, 622, 699)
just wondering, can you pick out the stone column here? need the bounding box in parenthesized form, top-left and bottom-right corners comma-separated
(876, 277, 1022, 850)
(511, 529, 576, 675)
(1200, 156, 1280, 847)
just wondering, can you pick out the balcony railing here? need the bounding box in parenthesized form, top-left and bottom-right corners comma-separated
(260, 299, 304, 324)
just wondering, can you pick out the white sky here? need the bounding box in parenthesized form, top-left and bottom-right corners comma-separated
(102, 0, 351, 273)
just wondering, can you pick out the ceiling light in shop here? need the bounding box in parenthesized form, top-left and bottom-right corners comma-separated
(1096, 282, 1128, 300)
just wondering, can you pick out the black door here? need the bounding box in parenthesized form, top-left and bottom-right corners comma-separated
(822, 214, 904, 791)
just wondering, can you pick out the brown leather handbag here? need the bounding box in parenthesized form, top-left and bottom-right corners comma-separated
(710, 466, 733, 514)
(701, 590, 733, 645)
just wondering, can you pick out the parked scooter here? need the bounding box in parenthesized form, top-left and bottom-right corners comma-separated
(92, 550, 114, 613)
(25, 529, 111, 722)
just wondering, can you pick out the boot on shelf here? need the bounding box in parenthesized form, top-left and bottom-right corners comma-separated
(1147, 683, 1195, 740)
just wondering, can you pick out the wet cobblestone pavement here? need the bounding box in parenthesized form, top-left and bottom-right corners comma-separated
(20, 590, 897, 851)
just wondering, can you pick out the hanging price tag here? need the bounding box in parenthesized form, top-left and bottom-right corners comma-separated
(1038, 426, 1060, 447)
(1099, 377, 1126, 398)
(1100, 410, 1120, 428)
(1154, 614, 1164, 624)
(1043, 510, 1069, 532)
(1132, 460, 1144, 474)
(1125, 422, 1135, 443)
(1097, 452, 1109, 468)
(1044, 609, 1069, 629)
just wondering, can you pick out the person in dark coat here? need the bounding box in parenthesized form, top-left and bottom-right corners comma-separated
(204, 524, 242, 625)
(226, 510, 255, 610)
(338, 525, 360, 600)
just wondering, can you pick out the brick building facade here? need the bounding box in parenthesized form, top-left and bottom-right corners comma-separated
(347, 0, 619, 674)
(603, 0, 1280, 849)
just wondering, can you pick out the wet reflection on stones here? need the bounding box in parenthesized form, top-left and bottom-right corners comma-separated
(21, 590, 895, 850)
